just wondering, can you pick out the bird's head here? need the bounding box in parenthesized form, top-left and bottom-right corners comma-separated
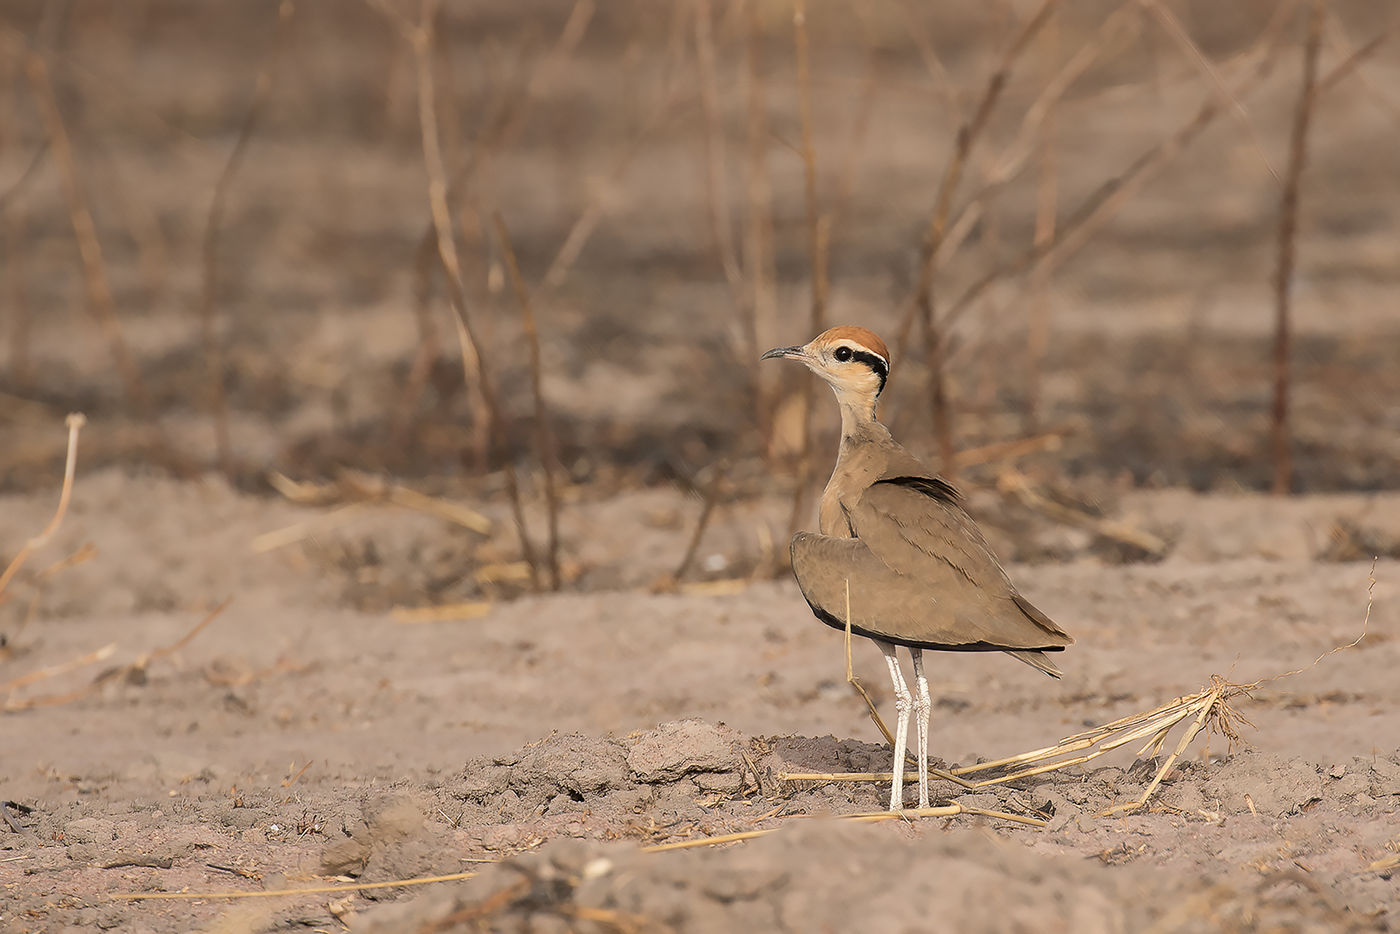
(762, 326, 890, 410)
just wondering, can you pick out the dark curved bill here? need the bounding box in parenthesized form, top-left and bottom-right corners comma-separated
(761, 345, 806, 361)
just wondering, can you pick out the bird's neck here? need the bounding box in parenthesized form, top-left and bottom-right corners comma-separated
(836, 394, 879, 440)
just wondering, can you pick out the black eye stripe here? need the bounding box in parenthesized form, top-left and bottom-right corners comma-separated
(849, 349, 888, 394)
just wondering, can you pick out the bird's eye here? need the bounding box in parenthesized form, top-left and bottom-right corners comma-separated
(833, 346, 853, 362)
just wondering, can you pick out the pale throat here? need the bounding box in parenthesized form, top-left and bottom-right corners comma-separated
(833, 388, 879, 438)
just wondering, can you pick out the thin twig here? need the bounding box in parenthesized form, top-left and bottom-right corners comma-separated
(140, 599, 232, 667)
(1244, 557, 1374, 688)
(493, 212, 562, 591)
(1271, 1, 1325, 496)
(201, 0, 296, 480)
(908, 0, 1058, 319)
(941, 20, 1292, 340)
(1138, 0, 1281, 184)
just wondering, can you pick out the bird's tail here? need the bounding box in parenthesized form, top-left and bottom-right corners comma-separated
(1006, 649, 1062, 679)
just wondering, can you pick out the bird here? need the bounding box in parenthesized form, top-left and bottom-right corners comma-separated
(762, 325, 1072, 812)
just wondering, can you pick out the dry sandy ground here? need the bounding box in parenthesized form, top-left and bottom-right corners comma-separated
(1, 471, 1397, 932)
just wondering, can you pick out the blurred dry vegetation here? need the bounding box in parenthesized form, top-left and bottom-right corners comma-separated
(2, 0, 1399, 596)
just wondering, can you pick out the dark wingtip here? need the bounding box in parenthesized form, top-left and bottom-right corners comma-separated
(875, 475, 962, 505)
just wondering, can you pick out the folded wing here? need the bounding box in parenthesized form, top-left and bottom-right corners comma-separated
(789, 477, 1071, 655)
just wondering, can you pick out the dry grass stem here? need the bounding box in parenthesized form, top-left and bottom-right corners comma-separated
(643, 802, 1044, 853)
(201, 0, 296, 480)
(0, 413, 86, 597)
(1246, 558, 1374, 687)
(952, 430, 1067, 470)
(112, 871, 480, 901)
(843, 578, 892, 749)
(1, 642, 116, 697)
(266, 470, 492, 534)
(1366, 854, 1400, 874)
(641, 829, 774, 853)
(384, 487, 493, 535)
(137, 599, 233, 668)
(493, 212, 562, 590)
(1270, 0, 1325, 496)
(399, 8, 481, 426)
(1316, 24, 1398, 95)
(942, 8, 1383, 355)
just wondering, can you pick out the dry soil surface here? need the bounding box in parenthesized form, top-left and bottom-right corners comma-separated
(1, 473, 1398, 933)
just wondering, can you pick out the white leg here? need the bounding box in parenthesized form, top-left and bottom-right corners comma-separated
(912, 649, 931, 809)
(877, 641, 911, 812)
